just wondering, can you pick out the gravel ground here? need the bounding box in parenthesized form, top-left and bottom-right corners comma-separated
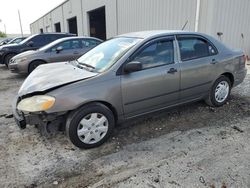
(0, 64, 249, 188)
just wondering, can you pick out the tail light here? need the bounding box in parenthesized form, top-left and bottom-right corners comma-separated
(239, 55, 246, 69)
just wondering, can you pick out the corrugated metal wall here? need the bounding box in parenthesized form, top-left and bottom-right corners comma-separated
(199, 0, 250, 55)
(81, 0, 117, 38)
(51, 5, 65, 31)
(30, 0, 250, 56)
(62, 0, 83, 35)
(117, 0, 197, 34)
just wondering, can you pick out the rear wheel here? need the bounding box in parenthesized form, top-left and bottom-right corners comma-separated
(66, 103, 115, 149)
(4, 53, 16, 67)
(205, 76, 231, 107)
(28, 60, 45, 74)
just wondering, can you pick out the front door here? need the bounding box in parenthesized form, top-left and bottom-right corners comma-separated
(49, 39, 82, 63)
(121, 37, 180, 118)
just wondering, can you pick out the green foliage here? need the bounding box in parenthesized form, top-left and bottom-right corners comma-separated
(0, 31, 7, 38)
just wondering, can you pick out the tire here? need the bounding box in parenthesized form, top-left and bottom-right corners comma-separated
(66, 103, 115, 149)
(28, 60, 45, 74)
(205, 75, 232, 107)
(4, 53, 16, 67)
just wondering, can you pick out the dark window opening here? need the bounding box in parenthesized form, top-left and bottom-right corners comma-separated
(82, 39, 102, 48)
(51, 39, 82, 52)
(40, 28, 43, 33)
(132, 40, 174, 69)
(88, 6, 106, 40)
(54, 22, 61, 32)
(68, 17, 78, 35)
(178, 37, 217, 61)
(30, 35, 48, 47)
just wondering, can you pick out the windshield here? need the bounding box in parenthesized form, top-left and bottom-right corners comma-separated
(38, 39, 63, 51)
(77, 37, 142, 72)
(19, 35, 35, 45)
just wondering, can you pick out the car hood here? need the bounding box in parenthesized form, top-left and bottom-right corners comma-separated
(0, 43, 20, 49)
(13, 50, 36, 59)
(18, 62, 98, 96)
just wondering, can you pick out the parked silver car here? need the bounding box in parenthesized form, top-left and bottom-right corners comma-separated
(13, 31, 247, 149)
(9, 36, 102, 74)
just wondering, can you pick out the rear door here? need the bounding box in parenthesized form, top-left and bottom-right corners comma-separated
(177, 35, 218, 101)
(121, 37, 180, 118)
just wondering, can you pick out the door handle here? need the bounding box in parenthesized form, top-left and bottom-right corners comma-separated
(73, 51, 79, 54)
(167, 68, 177, 74)
(210, 59, 218, 64)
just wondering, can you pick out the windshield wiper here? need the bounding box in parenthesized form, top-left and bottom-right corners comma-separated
(75, 59, 95, 69)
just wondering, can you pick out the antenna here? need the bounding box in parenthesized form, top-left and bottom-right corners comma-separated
(181, 20, 188, 30)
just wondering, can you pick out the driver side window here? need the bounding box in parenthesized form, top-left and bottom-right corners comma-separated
(132, 40, 174, 69)
(51, 40, 71, 52)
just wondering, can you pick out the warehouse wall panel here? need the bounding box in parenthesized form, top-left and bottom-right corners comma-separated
(62, 0, 83, 35)
(51, 6, 65, 32)
(81, 0, 117, 38)
(117, 0, 197, 34)
(199, 0, 250, 55)
(29, 0, 250, 56)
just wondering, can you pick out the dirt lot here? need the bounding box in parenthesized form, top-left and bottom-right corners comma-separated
(0, 64, 249, 188)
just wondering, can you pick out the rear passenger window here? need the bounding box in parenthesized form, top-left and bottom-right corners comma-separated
(132, 40, 174, 69)
(178, 37, 217, 61)
(47, 35, 59, 43)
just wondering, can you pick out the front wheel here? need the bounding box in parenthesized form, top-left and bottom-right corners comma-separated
(4, 53, 16, 67)
(205, 76, 231, 107)
(28, 60, 45, 74)
(66, 103, 115, 149)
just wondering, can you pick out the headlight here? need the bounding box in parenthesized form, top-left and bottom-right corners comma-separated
(17, 95, 55, 112)
(1, 48, 8, 51)
(15, 57, 27, 64)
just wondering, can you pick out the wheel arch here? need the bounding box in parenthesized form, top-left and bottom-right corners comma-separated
(221, 72, 234, 86)
(28, 59, 47, 72)
(30, 59, 47, 65)
(3, 52, 17, 62)
(70, 100, 119, 124)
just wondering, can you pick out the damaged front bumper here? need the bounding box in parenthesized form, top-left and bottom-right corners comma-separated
(12, 96, 67, 134)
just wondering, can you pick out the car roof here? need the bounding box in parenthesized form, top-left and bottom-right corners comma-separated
(30, 33, 75, 38)
(53, 36, 103, 43)
(39, 32, 75, 35)
(117, 30, 205, 39)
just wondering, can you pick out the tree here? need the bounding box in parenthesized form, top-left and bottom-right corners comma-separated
(0, 31, 7, 38)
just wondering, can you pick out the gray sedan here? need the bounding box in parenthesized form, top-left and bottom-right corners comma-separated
(13, 30, 247, 149)
(9, 36, 102, 74)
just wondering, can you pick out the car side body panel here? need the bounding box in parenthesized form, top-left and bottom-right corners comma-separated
(46, 71, 124, 119)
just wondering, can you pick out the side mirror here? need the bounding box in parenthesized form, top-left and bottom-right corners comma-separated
(27, 41, 34, 47)
(124, 61, 142, 73)
(56, 46, 63, 53)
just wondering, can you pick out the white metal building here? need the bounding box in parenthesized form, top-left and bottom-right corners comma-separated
(30, 0, 250, 56)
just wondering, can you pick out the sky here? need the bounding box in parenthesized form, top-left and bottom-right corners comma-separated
(0, 0, 65, 34)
